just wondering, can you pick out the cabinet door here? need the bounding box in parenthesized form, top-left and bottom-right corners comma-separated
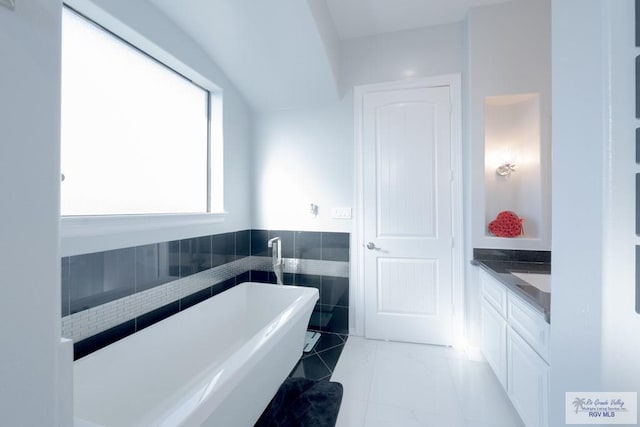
(481, 299, 507, 388)
(507, 327, 549, 427)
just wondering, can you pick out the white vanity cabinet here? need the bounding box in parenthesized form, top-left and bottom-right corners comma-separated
(479, 268, 549, 427)
(507, 326, 550, 427)
(480, 277, 508, 388)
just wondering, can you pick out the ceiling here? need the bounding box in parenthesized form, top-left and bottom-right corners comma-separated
(149, 0, 514, 112)
(326, 0, 514, 40)
(149, 0, 339, 112)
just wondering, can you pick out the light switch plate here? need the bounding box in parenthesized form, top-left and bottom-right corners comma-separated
(331, 207, 352, 219)
(0, 0, 15, 11)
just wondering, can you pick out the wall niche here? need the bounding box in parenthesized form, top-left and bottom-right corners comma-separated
(476, 93, 551, 249)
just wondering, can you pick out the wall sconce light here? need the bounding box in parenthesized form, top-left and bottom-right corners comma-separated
(496, 162, 517, 176)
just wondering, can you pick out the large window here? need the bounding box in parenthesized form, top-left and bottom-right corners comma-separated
(61, 7, 212, 216)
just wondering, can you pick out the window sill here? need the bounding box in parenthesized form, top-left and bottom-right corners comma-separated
(61, 212, 227, 257)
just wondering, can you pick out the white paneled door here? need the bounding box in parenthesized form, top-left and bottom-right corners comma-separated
(362, 82, 455, 346)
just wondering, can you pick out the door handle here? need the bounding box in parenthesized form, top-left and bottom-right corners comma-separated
(366, 242, 378, 250)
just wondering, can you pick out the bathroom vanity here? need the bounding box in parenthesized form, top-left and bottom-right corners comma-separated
(473, 252, 550, 427)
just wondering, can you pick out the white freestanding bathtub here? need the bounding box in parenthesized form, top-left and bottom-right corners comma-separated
(73, 282, 319, 427)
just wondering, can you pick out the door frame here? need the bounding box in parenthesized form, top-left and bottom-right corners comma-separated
(351, 74, 465, 346)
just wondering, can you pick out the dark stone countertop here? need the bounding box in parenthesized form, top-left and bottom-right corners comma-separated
(472, 257, 551, 323)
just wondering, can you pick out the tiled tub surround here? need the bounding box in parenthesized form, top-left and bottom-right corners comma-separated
(62, 230, 350, 358)
(249, 231, 350, 335)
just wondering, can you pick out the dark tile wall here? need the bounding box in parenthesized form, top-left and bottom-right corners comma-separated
(74, 320, 136, 360)
(321, 232, 350, 262)
(62, 231, 249, 316)
(269, 230, 295, 258)
(68, 248, 138, 314)
(250, 229, 269, 257)
(249, 271, 349, 335)
(177, 236, 213, 275)
(136, 243, 174, 293)
(249, 231, 350, 335)
(64, 229, 350, 357)
(250, 230, 350, 262)
(294, 231, 322, 260)
(213, 232, 236, 267)
(236, 230, 250, 258)
(61, 258, 70, 317)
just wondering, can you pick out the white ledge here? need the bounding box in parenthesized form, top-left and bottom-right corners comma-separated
(61, 213, 227, 256)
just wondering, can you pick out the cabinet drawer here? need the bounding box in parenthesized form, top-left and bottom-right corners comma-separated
(508, 292, 550, 362)
(479, 269, 508, 317)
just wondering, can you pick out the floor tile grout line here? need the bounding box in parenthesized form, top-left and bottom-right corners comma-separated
(315, 342, 345, 355)
(316, 349, 336, 375)
(353, 340, 378, 426)
(318, 345, 345, 374)
(444, 355, 468, 417)
(361, 340, 378, 403)
(305, 332, 348, 357)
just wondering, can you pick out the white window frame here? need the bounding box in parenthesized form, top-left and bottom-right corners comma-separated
(61, 1, 226, 257)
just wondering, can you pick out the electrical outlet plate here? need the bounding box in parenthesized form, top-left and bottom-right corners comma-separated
(0, 0, 15, 11)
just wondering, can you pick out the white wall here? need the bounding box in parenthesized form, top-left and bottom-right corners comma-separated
(307, 0, 341, 88)
(252, 23, 464, 233)
(465, 0, 551, 347)
(603, 0, 640, 395)
(0, 1, 68, 425)
(468, 0, 552, 251)
(551, 0, 640, 424)
(550, 0, 607, 402)
(62, 0, 254, 256)
(340, 22, 464, 92)
(252, 99, 353, 232)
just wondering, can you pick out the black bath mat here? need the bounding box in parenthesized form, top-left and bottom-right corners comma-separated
(255, 377, 343, 427)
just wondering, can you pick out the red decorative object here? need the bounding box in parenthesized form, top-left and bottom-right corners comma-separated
(488, 211, 524, 238)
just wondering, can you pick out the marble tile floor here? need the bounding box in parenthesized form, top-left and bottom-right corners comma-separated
(331, 337, 525, 427)
(289, 332, 348, 381)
